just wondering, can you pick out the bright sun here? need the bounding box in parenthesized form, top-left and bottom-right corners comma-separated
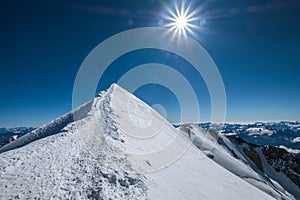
(175, 16, 188, 29)
(163, 2, 198, 36)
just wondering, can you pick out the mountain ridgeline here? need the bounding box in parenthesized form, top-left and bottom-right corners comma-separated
(0, 84, 299, 199)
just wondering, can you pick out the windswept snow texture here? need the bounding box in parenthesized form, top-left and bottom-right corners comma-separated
(0, 84, 282, 199)
(0, 85, 147, 199)
(0, 100, 93, 154)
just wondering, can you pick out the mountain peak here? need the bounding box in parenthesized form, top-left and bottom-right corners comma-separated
(0, 84, 289, 199)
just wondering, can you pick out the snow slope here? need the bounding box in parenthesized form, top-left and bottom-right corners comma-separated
(0, 84, 279, 199)
(177, 124, 295, 199)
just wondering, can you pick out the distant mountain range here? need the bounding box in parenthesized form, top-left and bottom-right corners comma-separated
(196, 121, 300, 157)
(0, 127, 35, 148)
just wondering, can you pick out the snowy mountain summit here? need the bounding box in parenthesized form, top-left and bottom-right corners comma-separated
(0, 84, 295, 199)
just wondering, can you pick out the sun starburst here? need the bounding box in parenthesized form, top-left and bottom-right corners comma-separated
(163, 2, 199, 36)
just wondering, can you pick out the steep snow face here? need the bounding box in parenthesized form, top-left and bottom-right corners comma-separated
(177, 124, 296, 199)
(0, 84, 277, 199)
(109, 85, 195, 173)
(109, 85, 276, 200)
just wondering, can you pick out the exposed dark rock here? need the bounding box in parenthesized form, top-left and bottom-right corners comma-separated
(243, 147, 264, 172)
(262, 146, 300, 187)
(118, 179, 129, 188)
(107, 174, 117, 185)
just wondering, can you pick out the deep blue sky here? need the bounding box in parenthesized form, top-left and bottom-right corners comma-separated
(0, 0, 299, 127)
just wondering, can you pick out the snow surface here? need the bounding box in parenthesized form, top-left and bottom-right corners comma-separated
(0, 84, 281, 199)
(177, 124, 295, 199)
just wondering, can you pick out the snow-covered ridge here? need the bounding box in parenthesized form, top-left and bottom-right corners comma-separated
(0, 84, 148, 199)
(0, 99, 94, 154)
(177, 124, 298, 199)
(0, 84, 291, 199)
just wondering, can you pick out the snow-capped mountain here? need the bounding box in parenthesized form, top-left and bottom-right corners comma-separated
(177, 124, 300, 199)
(197, 121, 300, 157)
(0, 84, 295, 199)
(229, 137, 300, 199)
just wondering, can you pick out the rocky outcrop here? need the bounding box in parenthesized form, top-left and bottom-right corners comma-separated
(262, 146, 300, 187)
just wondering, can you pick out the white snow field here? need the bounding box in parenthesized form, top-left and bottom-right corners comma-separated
(0, 84, 289, 199)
